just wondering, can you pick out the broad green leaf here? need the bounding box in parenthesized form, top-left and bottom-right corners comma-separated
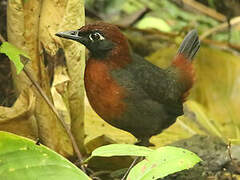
(0, 42, 30, 74)
(136, 16, 171, 32)
(85, 144, 153, 162)
(0, 131, 90, 180)
(127, 146, 201, 180)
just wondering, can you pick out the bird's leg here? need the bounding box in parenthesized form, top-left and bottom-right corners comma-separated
(135, 137, 155, 147)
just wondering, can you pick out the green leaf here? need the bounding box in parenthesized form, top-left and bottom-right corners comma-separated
(127, 146, 201, 180)
(0, 131, 90, 180)
(136, 16, 171, 32)
(0, 42, 30, 74)
(85, 144, 153, 162)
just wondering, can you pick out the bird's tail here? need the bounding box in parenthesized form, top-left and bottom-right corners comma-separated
(176, 30, 200, 61)
(172, 30, 200, 72)
(171, 30, 200, 101)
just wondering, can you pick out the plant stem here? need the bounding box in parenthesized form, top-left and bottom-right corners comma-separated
(121, 157, 140, 180)
(23, 68, 85, 172)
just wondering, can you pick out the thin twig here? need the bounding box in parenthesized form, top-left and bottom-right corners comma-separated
(227, 141, 234, 180)
(200, 16, 240, 40)
(116, 7, 150, 27)
(180, 0, 226, 22)
(90, 170, 112, 179)
(121, 157, 140, 180)
(0, 34, 85, 172)
(202, 39, 240, 54)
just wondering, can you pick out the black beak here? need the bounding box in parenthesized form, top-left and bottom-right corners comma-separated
(55, 30, 81, 41)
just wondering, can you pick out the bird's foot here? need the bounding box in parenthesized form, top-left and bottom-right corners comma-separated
(135, 138, 155, 147)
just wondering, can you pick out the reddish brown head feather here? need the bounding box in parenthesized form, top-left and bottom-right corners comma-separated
(79, 22, 126, 44)
(79, 22, 132, 69)
(171, 54, 195, 101)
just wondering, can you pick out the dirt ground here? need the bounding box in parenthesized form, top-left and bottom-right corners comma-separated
(164, 135, 240, 180)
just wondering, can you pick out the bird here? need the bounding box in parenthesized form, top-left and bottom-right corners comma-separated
(56, 22, 200, 146)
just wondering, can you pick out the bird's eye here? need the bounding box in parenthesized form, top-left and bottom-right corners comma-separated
(89, 32, 104, 42)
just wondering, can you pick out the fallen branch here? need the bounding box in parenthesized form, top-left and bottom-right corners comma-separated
(179, 0, 226, 22)
(202, 39, 240, 54)
(200, 16, 240, 40)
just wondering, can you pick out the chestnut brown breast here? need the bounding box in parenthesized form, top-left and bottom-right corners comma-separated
(84, 59, 126, 121)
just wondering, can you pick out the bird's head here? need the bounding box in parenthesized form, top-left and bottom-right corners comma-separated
(56, 22, 130, 59)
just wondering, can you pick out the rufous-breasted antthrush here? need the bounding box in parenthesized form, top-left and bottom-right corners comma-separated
(56, 22, 200, 146)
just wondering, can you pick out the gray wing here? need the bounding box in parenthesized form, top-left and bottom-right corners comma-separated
(111, 53, 184, 116)
(110, 63, 181, 137)
(130, 54, 184, 103)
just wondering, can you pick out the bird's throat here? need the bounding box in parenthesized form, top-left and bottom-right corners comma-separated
(84, 59, 127, 121)
(90, 49, 110, 60)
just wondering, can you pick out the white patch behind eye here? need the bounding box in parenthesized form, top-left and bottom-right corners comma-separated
(89, 32, 105, 42)
(98, 34, 105, 40)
